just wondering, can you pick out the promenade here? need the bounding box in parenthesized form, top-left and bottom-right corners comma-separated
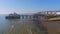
(33, 11, 60, 34)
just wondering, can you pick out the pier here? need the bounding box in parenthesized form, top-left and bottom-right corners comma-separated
(0, 11, 60, 34)
(19, 15, 34, 19)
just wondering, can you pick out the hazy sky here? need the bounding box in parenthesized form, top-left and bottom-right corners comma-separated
(0, 0, 60, 14)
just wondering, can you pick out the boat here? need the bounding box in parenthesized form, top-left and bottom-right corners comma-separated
(5, 12, 20, 19)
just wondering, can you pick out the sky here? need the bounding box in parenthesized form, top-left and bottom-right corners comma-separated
(0, 0, 60, 14)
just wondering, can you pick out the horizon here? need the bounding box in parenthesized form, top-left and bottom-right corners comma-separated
(1, 10, 60, 14)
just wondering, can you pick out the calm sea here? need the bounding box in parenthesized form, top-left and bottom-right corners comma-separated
(0, 14, 46, 34)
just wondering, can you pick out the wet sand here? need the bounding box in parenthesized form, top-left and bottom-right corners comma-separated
(36, 19, 60, 34)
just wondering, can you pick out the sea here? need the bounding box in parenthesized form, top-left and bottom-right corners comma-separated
(0, 14, 47, 34)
